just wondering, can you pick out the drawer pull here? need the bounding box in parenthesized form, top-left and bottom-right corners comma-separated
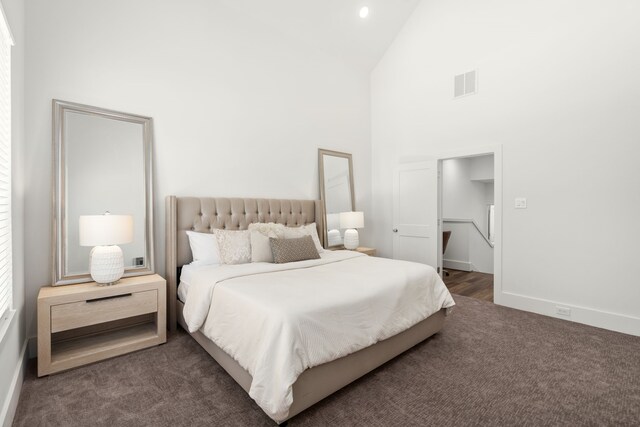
(86, 293, 132, 303)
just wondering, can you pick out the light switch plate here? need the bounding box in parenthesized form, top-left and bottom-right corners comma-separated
(515, 197, 527, 209)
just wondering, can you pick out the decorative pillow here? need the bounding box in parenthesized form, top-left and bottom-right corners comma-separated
(248, 222, 285, 238)
(185, 231, 221, 266)
(284, 223, 324, 253)
(212, 229, 251, 265)
(250, 230, 277, 263)
(248, 223, 286, 263)
(270, 236, 320, 264)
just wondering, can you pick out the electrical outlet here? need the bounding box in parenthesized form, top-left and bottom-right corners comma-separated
(515, 197, 527, 209)
(134, 257, 144, 266)
(556, 306, 571, 317)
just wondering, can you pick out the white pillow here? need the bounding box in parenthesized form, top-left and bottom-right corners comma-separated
(212, 229, 251, 264)
(248, 223, 285, 263)
(186, 231, 221, 266)
(250, 230, 276, 263)
(284, 223, 324, 253)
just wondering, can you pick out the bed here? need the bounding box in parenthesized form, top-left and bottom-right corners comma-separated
(165, 196, 454, 423)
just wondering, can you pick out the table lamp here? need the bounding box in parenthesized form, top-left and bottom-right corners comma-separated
(339, 211, 364, 250)
(79, 213, 133, 285)
(326, 213, 342, 246)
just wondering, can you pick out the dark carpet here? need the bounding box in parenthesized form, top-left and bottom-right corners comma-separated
(13, 295, 640, 426)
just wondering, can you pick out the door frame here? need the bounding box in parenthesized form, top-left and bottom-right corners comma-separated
(435, 145, 503, 304)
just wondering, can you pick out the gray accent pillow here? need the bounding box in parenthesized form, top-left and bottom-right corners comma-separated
(283, 223, 325, 253)
(270, 236, 320, 264)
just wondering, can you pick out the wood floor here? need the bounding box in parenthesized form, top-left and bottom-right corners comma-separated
(444, 269, 494, 302)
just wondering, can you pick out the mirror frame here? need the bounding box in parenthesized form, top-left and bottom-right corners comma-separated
(52, 99, 155, 285)
(318, 148, 355, 249)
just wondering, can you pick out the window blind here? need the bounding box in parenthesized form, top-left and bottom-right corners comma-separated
(0, 5, 13, 323)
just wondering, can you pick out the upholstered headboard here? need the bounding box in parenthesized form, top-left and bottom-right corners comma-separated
(165, 196, 325, 330)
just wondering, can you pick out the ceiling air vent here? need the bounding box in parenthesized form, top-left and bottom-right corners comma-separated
(454, 70, 477, 98)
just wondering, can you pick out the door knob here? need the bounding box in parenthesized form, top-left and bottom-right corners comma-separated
(392, 228, 398, 233)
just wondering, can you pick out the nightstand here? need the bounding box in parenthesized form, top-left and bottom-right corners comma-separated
(332, 246, 377, 256)
(354, 247, 376, 256)
(38, 274, 166, 377)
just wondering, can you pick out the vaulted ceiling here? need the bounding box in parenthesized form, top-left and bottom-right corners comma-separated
(219, 0, 422, 71)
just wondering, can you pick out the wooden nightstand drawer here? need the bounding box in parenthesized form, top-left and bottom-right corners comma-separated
(51, 289, 158, 333)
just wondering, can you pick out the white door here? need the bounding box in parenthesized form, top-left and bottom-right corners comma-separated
(392, 161, 440, 269)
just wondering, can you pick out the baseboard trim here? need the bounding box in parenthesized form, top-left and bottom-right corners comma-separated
(499, 291, 640, 337)
(1, 339, 28, 427)
(443, 259, 472, 271)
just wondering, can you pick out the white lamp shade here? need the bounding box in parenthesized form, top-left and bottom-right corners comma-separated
(79, 214, 134, 246)
(339, 211, 364, 229)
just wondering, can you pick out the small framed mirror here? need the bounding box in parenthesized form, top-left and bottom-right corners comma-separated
(52, 100, 155, 285)
(318, 149, 355, 248)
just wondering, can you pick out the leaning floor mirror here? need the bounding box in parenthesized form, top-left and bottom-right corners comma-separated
(52, 100, 155, 285)
(318, 149, 355, 249)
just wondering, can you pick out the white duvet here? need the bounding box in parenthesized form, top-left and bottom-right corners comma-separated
(182, 251, 455, 422)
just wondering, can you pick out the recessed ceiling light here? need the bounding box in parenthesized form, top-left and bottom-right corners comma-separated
(359, 6, 369, 19)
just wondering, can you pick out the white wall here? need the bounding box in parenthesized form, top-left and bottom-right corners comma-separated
(0, 0, 25, 424)
(24, 0, 371, 338)
(372, 0, 640, 335)
(442, 157, 493, 228)
(442, 156, 494, 273)
(469, 155, 494, 182)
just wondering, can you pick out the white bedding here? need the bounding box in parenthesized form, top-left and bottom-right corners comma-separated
(182, 251, 455, 422)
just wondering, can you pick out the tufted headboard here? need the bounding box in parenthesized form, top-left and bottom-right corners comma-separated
(165, 196, 325, 330)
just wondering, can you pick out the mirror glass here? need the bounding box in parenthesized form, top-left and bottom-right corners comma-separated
(318, 149, 355, 248)
(53, 100, 154, 285)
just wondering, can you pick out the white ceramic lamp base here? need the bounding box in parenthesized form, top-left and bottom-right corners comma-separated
(343, 229, 359, 250)
(89, 245, 125, 285)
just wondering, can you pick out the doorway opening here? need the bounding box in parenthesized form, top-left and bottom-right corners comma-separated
(391, 146, 502, 303)
(438, 149, 500, 303)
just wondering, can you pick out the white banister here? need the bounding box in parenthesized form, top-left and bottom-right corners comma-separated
(443, 218, 494, 248)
